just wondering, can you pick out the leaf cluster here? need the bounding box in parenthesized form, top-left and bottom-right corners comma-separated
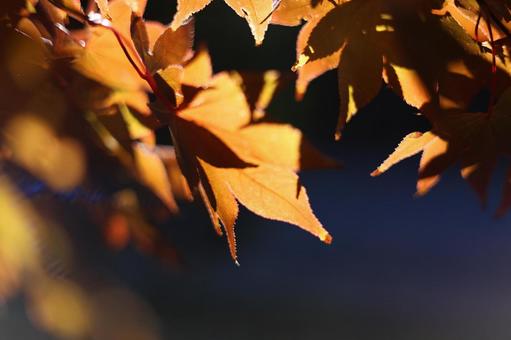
(2, 0, 511, 337)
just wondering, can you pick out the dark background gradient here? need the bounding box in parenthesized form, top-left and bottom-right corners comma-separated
(3, 1, 511, 339)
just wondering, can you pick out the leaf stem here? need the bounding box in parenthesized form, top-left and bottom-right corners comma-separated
(87, 18, 177, 122)
(44, 2, 178, 122)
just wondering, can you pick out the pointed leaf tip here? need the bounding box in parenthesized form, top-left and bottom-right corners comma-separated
(334, 131, 342, 141)
(370, 169, 382, 177)
(322, 233, 332, 244)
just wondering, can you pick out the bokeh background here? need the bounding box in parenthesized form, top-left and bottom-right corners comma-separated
(3, 1, 511, 339)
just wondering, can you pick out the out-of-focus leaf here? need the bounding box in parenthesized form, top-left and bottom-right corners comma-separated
(133, 143, 179, 213)
(0, 177, 38, 300)
(4, 114, 86, 191)
(28, 278, 92, 339)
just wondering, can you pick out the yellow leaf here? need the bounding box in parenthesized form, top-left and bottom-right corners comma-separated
(198, 158, 239, 263)
(170, 0, 212, 31)
(223, 0, 274, 45)
(222, 164, 332, 244)
(372, 131, 436, 176)
(134, 143, 178, 213)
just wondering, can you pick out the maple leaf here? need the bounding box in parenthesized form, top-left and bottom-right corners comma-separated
(170, 0, 272, 45)
(0, 177, 39, 300)
(373, 86, 511, 209)
(293, 0, 340, 100)
(198, 159, 331, 263)
(432, 0, 510, 43)
(160, 53, 337, 261)
(170, 0, 314, 45)
(271, 0, 318, 26)
(294, 0, 505, 138)
(73, 0, 148, 91)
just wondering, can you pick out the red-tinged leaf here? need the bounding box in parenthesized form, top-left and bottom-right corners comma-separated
(104, 213, 131, 250)
(150, 20, 194, 73)
(170, 0, 212, 31)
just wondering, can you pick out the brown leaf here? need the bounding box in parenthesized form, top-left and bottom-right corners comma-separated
(336, 35, 382, 138)
(294, 3, 342, 99)
(150, 20, 194, 73)
(155, 65, 185, 107)
(130, 14, 150, 64)
(374, 86, 511, 204)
